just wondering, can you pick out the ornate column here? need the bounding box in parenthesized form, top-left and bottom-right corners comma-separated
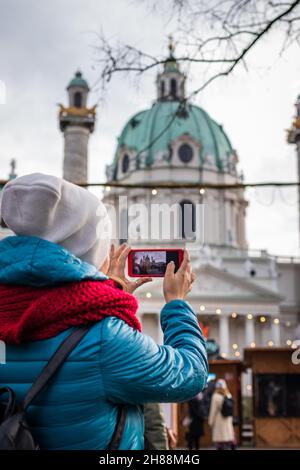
(271, 318, 281, 346)
(245, 315, 255, 347)
(59, 71, 95, 185)
(219, 314, 230, 357)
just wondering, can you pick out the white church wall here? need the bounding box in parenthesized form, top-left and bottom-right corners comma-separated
(277, 262, 300, 308)
(141, 313, 160, 344)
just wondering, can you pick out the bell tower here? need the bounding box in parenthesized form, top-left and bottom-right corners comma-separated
(156, 37, 186, 101)
(59, 71, 96, 185)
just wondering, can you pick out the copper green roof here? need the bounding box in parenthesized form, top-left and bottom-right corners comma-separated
(113, 101, 234, 173)
(164, 58, 181, 74)
(67, 71, 89, 90)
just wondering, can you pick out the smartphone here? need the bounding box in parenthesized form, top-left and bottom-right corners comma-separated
(127, 248, 184, 277)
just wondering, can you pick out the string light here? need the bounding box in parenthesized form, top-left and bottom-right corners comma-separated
(146, 292, 152, 299)
(232, 343, 238, 350)
(286, 339, 292, 346)
(250, 342, 256, 348)
(260, 316, 266, 323)
(274, 318, 280, 324)
(254, 187, 276, 206)
(105, 186, 111, 192)
(292, 342, 298, 349)
(234, 351, 241, 357)
(151, 189, 158, 196)
(199, 188, 205, 195)
(216, 308, 222, 315)
(247, 314, 253, 320)
(231, 312, 237, 319)
(200, 305, 205, 311)
(221, 352, 227, 358)
(246, 384, 252, 391)
(278, 187, 298, 206)
(268, 340, 274, 347)
(1, 179, 296, 190)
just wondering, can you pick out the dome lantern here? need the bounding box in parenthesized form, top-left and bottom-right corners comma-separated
(156, 37, 186, 102)
(66, 70, 89, 109)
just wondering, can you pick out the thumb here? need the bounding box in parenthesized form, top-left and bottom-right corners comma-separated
(110, 244, 115, 257)
(135, 277, 152, 288)
(165, 261, 175, 277)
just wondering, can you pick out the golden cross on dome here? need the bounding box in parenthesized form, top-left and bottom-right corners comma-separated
(168, 35, 175, 56)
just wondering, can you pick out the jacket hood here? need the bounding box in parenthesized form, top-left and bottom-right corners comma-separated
(0, 235, 107, 287)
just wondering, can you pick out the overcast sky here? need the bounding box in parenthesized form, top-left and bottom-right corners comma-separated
(0, 0, 299, 256)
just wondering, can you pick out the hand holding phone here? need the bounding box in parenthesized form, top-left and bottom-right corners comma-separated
(127, 249, 184, 277)
(163, 250, 196, 303)
(108, 244, 152, 293)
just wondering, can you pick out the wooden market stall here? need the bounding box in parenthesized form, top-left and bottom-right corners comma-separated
(176, 359, 243, 448)
(244, 348, 300, 448)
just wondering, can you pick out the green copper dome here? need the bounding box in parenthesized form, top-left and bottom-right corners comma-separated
(67, 71, 89, 90)
(112, 101, 234, 175)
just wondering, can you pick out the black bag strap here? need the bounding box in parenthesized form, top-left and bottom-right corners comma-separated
(22, 326, 91, 410)
(106, 405, 127, 450)
(20, 325, 127, 450)
(0, 387, 16, 421)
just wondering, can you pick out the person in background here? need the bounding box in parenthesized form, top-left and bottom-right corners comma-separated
(186, 393, 205, 450)
(144, 403, 169, 449)
(144, 403, 178, 450)
(208, 379, 236, 450)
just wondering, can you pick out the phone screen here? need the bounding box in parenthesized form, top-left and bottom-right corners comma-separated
(129, 250, 181, 276)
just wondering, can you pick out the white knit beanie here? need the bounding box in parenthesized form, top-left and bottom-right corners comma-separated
(0, 173, 111, 269)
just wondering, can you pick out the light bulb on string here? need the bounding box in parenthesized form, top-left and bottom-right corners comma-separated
(278, 187, 298, 206)
(254, 186, 276, 207)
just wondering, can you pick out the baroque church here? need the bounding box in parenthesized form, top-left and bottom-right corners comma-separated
(1, 47, 300, 363)
(101, 46, 299, 360)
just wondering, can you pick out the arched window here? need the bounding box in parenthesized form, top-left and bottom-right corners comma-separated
(122, 153, 130, 173)
(180, 200, 196, 239)
(161, 80, 165, 98)
(74, 92, 82, 108)
(178, 143, 194, 163)
(170, 79, 177, 98)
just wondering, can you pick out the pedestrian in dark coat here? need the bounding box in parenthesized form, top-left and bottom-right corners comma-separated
(186, 393, 205, 450)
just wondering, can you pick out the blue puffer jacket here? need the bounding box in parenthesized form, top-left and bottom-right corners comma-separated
(0, 236, 208, 450)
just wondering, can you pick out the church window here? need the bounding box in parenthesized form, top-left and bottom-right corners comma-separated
(178, 143, 193, 163)
(122, 153, 130, 173)
(130, 118, 140, 128)
(170, 79, 177, 98)
(180, 199, 196, 239)
(74, 92, 82, 108)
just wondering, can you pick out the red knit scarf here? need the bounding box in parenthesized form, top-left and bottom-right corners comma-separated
(0, 279, 141, 344)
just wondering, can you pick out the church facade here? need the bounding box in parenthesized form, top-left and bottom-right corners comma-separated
(100, 49, 300, 360)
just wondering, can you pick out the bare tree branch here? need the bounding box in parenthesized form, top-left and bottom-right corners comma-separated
(92, 0, 300, 155)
